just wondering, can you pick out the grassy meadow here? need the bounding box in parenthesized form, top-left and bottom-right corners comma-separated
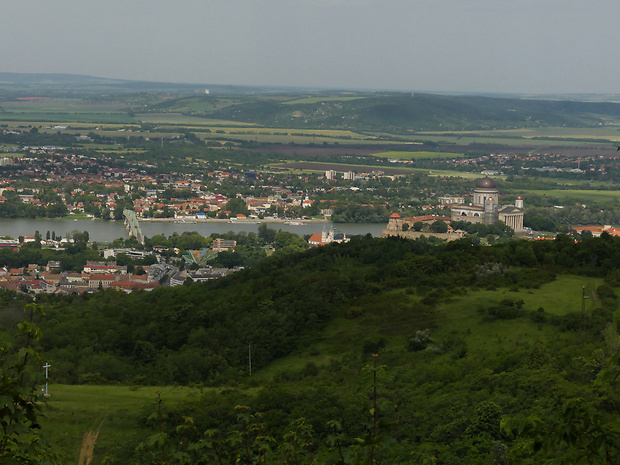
(254, 274, 602, 379)
(522, 189, 620, 203)
(40, 385, 204, 464)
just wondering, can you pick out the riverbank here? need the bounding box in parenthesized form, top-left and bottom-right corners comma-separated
(140, 217, 331, 224)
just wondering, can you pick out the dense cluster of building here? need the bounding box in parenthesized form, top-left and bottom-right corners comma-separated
(0, 150, 324, 220)
(0, 260, 157, 295)
(0, 259, 242, 295)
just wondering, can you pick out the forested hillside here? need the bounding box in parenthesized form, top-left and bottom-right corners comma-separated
(4, 234, 620, 463)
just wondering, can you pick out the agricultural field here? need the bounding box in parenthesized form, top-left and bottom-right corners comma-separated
(421, 126, 620, 141)
(196, 127, 376, 145)
(411, 126, 620, 150)
(283, 96, 364, 105)
(6, 96, 620, 158)
(1, 99, 126, 111)
(521, 189, 620, 203)
(0, 121, 140, 132)
(406, 133, 612, 148)
(139, 114, 255, 126)
(0, 98, 136, 124)
(373, 150, 464, 159)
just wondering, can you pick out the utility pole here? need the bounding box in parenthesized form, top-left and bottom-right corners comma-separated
(581, 286, 589, 330)
(248, 343, 252, 376)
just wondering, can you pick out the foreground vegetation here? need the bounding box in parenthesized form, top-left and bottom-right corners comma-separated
(3, 234, 620, 463)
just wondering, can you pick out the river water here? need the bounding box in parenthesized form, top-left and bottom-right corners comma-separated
(0, 218, 387, 243)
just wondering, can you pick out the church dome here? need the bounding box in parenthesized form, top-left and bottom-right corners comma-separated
(476, 177, 497, 189)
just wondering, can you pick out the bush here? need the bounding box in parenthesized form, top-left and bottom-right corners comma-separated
(407, 329, 434, 351)
(481, 299, 525, 322)
(529, 307, 547, 323)
(345, 306, 363, 319)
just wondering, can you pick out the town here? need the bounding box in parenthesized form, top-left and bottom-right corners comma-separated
(1, 135, 620, 298)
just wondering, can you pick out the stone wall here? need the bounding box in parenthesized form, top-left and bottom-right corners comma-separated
(381, 229, 465, 242)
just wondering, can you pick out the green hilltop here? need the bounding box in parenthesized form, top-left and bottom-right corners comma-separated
(4, 73, 620, 132)
(147, 92, 620, 132)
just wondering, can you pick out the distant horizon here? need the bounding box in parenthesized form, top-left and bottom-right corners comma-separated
(3, 71, 620, 101)
(4, 1, 620, 95)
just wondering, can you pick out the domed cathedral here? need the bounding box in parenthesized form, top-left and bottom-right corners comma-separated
(450, 177, 524, 232)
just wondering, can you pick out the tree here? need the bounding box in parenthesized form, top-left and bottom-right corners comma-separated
(32, 231, 41, 249)
(0, 304, 57, 464)
(258, 223, 277, 244)
(225, 198, 249, 216)
(430, 220, 448, 233)
(72, 231, 89, 245)
(273, 231, 307, 254)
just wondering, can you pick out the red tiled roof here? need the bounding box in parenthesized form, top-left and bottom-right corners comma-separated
(308, 233, 323, 243)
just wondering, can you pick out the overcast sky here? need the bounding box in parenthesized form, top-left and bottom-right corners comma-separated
(2, 0, 620, 94)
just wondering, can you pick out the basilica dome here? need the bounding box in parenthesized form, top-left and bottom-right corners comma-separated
(475, 177, 497, 189)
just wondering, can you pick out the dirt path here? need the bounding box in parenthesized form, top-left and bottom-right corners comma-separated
(78, 417, 106, 465)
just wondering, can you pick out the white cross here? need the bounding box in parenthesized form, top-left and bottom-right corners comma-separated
(43, 363, 50, 396)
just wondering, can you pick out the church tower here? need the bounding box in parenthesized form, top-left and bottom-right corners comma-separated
(484, 196, 499, 225)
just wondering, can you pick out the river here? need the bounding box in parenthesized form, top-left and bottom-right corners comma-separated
(0, 218, 387, 243)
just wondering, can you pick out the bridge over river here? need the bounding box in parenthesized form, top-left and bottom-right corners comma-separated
(123, 209, 144, 244)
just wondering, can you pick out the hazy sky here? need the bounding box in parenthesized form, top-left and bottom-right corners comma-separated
(3, 0, 620, 94)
